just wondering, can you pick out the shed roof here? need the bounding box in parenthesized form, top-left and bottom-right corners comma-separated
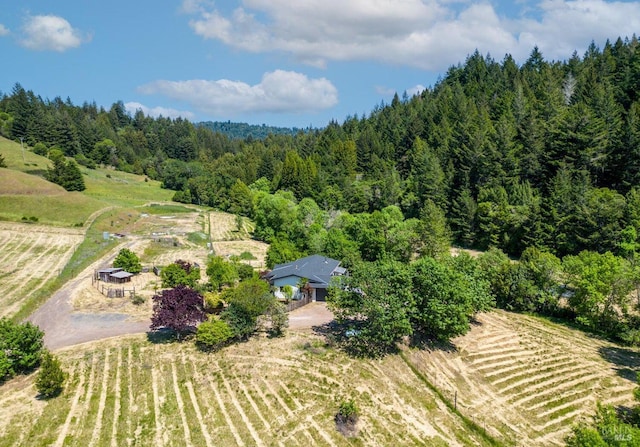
(98, 267, 123, 274)
(110, 271, 134, 279)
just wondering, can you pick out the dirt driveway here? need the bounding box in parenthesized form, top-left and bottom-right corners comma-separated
(28, 243, 334, 350)
(28, 241, 151, 351)
(288, 302, 334, 330)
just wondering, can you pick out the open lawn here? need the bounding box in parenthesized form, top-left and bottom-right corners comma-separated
(0, 136, 50, 173)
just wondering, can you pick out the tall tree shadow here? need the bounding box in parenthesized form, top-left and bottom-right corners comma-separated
(599, 346, 640, 382)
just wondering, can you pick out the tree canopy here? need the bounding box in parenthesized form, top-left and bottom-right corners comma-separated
(150, 285, 206, 337)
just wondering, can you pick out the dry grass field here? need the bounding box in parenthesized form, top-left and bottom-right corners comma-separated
(0, 332, 492, 447)
(0, 222, 84, 318)
(405, 310, 640, 446)
(3, 311, 638, 447)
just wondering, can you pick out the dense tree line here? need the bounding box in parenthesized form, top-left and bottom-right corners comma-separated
(4, 37, 640, 259)
(198, 121, 304, 140)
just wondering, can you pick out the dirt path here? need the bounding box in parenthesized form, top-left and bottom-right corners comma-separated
(28, 240, 151, 351)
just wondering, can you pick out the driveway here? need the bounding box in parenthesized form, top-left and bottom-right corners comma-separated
(28, 241, 151, 351)
(288, 302, 334, 330)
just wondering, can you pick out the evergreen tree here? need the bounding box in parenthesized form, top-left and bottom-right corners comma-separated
(35, 351, 66, 398)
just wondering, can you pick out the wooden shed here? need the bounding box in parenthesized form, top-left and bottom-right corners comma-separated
(109, 270, 134, 284)
(96, 268, 123, 282)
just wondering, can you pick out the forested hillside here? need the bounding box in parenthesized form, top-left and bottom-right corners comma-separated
(198, 121, 304, 140)
(1, 36, 640, 260)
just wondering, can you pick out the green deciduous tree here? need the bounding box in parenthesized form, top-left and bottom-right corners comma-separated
(328, 260, 414, 356)
(161, 260, 201, 288)
(0, 318, 44, 381)
(563, 251, 633, 333)
(113, 248, 142, 274)
(411, 256, 491, 341)
(221, 278, 273, 339)
(206, 256, 238, 291)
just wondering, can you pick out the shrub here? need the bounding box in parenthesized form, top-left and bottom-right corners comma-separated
(32, 142, 48, 156)
(264, 301, 289, 337)
(235, 262, 256, 281)
(196, 319, 234, 351)
(203, 292, 224, 314)
(35, 351, 66, 398)
(131, 295, 145, 305)
(335, 399, 359, 437)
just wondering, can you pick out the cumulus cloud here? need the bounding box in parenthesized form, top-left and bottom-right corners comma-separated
(137, 70, 338, 116)
(186, 0, 640, 70)
(20, 15, 88, 52)
(407, 84, 426, 96)
(0, 24, 9, 36)
(124, 102, 195, 120)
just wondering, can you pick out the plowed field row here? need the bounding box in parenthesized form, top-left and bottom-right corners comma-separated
(0, 223, 83, 318)
(0, 333, 496, 447)
(406, 310, 638, 446)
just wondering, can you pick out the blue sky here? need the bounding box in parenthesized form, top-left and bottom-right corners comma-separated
(1, 1, 640, 128)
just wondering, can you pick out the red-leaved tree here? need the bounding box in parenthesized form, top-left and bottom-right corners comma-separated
(150, 285, 206, 338)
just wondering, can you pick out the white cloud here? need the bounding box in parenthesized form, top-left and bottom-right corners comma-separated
(0, 24, 9, 36)
(20, 15, 88, 52)
(138, 70, 338, 116)
(186, 0, 640, 70)
(407, 84, 426, 96)
(124, 102, 195, 120)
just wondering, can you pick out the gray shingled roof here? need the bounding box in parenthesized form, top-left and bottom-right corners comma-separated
(265, 255, 342, 288)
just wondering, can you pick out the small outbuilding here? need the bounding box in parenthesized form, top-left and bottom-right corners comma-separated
(96, 267, 123, 282)
(109, 270, 134, 284)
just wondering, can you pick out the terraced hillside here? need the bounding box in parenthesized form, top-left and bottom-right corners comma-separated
(406, 310, 640, 446)
(0, 332, 492, 447)
(0, 222, 84, 318)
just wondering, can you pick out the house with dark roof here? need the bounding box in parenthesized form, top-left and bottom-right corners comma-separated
(264, 254, 347, 302)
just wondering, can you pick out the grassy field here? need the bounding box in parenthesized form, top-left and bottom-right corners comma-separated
(1, 311, 638, 447)
(0, 332, 494, 447)
(0, 136, 173, 225)
(0, 222, 84, 319)
(405, 310, 640, 446)
(81, 168, 173, 207)
(0, 169, 107, 226)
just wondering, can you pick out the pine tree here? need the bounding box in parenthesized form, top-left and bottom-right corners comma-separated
(36, 351, 66, 398)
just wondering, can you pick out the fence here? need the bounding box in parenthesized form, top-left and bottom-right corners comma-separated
(95, 282, 136, 299)
(285, 294, 311, 312)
